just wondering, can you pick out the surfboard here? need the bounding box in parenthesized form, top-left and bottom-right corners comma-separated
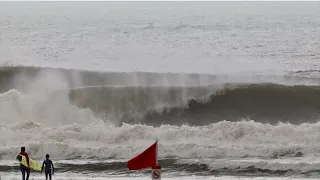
(16, 154, 42, 171)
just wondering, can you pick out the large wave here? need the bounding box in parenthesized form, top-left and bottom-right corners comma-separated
(69, 83, 320, 126)
(1, 66, 320, 177)
(1, 66, 320, 126)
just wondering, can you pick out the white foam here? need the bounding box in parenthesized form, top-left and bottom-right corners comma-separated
(177, 157, 320, 174)
(1, 73, 320, 167)
(2, 104, 320, 161)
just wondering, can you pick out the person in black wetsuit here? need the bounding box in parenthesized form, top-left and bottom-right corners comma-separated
(41, 154, 54, 180)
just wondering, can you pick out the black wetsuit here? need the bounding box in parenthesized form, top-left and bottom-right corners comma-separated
(42, 159, 54, 180)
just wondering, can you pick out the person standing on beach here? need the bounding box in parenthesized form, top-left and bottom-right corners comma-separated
(16, 147, 30, 180)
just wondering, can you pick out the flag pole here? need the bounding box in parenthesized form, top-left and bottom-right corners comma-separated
(156, 139, 158, 165)
(151, 139, 161, 180)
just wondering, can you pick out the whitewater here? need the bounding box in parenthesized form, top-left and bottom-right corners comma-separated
(1, 1, 320, 180)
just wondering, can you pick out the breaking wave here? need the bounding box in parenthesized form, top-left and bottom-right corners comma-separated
(1, 66, 320, 177)
(2, 119, 320, 160)
(1, 66, 320, 126)
(69, 83, 320, 125)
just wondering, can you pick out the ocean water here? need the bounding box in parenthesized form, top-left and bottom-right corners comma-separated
(1, 1, 320, 180)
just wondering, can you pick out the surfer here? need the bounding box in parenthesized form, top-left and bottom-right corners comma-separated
(41, 154, 54, 180)
(16, 147, 30, 180)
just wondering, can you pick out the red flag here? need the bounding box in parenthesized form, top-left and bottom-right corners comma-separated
(128, 141, 157, 170)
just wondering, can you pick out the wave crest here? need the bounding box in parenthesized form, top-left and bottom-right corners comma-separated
(70, 84, 320, 125)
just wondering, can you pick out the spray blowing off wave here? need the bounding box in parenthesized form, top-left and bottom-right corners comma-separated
(0, 66, 223, 92)
(1, 66, 320, 126)
(69, 84, 320, 125)
(1, 65, 320, 91)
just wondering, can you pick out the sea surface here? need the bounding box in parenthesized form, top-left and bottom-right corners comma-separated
(1, 1, 320, 180)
